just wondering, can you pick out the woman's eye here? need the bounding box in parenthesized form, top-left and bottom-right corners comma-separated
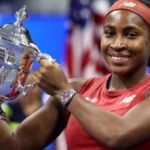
(104, 30, 115, 37)
(125, 32, 137, 39)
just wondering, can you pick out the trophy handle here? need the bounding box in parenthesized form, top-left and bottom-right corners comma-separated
(36, 53, 55, 63)
(29, 43, 55, 63)
(18, 52, 55, 97)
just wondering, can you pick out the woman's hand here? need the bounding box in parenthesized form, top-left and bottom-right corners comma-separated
(32, 59, 72, 98)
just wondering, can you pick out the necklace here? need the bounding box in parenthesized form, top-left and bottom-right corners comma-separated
(108, 74, 148, 91)
(108, 81, 116, 91)
(108, 77, 115, 91)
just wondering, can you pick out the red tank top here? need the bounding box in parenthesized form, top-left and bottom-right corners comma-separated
(66, 74, 150, 150)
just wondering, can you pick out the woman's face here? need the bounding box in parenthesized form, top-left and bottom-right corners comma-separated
(101, 10, 150, 75)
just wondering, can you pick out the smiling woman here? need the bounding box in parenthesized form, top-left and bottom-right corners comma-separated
(101, 0, 150, 79)
(101, 9, 150, 77)
(31, 0, 150, 149)
(2, 0, 150, 150)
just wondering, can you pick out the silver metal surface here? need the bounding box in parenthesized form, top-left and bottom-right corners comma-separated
(0, 6, 38, 101)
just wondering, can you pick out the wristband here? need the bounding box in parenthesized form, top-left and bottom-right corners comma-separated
(59, 89, 77, 107)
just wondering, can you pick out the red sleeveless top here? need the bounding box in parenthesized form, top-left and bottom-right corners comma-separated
(66, 74, 150, 150)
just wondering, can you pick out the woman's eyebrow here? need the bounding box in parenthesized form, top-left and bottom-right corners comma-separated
(103, 25, 115, 29)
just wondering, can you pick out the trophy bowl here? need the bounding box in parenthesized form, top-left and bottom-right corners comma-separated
(0, 6, 51, 101)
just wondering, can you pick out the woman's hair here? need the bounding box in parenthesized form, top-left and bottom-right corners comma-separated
(140, 0, 150, 66)
(140, 0, 150, 7)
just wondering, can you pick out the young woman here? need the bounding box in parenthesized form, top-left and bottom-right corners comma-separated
(1, 0, 150, 149)
(33, 0, 150, 149)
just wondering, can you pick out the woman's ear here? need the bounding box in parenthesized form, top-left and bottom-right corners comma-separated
(147, 45, 150, 66)
(147, 58, 150, 66)
(147, 31, 150, 66)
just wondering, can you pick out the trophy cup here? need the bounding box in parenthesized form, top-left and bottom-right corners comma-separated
(0, 6, 52, 101)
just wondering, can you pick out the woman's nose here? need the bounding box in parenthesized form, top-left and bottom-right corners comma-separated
(110, 36, 126, 50)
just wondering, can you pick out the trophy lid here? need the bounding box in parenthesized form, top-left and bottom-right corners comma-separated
(0, 6, 33, 47)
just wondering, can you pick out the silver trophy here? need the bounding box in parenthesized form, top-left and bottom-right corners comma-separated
(0, 6, 52, 101)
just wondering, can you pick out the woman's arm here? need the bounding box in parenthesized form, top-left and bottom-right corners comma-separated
(67, 92, 150, 149)
(0, 98, 67, 150)
(32, 59, 150, 149)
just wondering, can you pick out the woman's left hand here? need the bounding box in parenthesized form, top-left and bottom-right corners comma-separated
(32, 59, 72, 98)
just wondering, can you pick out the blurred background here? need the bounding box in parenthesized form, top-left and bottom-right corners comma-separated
(0, 0, 115, 77)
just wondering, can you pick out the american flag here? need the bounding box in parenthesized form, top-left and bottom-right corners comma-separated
(64, 0, 110, 78)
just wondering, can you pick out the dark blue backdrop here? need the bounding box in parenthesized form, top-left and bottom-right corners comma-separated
(0, 13, 68, 68)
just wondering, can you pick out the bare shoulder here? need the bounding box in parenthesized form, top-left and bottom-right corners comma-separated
(68, 78, 87, 91)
